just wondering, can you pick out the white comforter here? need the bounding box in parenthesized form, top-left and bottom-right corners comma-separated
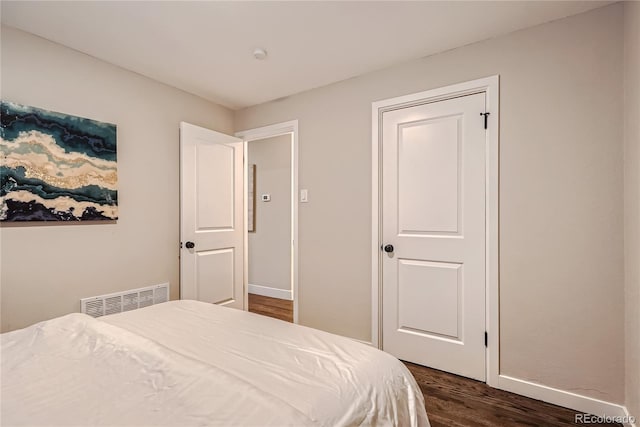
(1, 300, 429, 426)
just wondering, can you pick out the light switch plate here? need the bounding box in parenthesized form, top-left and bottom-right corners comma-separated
(300, 189, 308, 203)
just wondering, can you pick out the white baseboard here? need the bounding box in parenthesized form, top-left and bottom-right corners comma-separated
(495, 374, 633, 425)
(248, 283, 292, 300)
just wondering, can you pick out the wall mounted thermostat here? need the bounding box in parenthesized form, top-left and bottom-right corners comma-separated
(261, 194, 271, 202)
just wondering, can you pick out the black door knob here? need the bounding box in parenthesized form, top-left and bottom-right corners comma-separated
(383, 244, 394, 253)
(185, 241, 195, 249)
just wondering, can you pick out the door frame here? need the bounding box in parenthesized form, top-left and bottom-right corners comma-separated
(371, 76, 499, 385)
(236, 120, 299, 324)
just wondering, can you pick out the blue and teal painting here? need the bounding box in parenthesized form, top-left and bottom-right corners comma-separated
(0, 101, 118, 221)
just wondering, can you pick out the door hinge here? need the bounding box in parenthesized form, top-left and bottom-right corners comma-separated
(480, 112, 490, 129)
(484, 331, 488, 347)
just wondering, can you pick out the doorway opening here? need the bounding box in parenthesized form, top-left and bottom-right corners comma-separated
(236, 121, 299, 324)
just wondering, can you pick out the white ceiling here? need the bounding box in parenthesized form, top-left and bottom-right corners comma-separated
(1, 1, 611, 110)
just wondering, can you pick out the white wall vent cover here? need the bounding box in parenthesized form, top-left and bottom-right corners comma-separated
(80, 283, 169, 318)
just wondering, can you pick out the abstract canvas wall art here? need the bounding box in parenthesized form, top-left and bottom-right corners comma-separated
(0, 101, 117, 221)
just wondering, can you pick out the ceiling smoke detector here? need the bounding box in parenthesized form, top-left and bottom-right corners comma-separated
(253, 48, 268, 60)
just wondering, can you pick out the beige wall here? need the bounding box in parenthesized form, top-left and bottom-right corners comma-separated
(248, 135, 292, 293)
(235, 5, 625, 403)
(0, 26, 233, 332)
(624, 1, 640, 419)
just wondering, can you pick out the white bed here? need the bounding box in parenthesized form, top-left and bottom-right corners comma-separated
(1, 300, 430, 426)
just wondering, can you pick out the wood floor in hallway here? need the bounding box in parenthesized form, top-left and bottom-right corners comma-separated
(248, 293, 293, 323)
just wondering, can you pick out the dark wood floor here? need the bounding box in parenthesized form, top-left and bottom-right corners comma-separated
(247, 294, 619, 427)
(248, 293, 293, 322)
(405, 362, 619, 427)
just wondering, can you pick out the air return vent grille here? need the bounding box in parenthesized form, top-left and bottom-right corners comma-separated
(80, 283, 169, 318)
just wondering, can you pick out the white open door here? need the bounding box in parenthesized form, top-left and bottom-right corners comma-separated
(180, 122, 244, 310)
(381, 92, 487, 381)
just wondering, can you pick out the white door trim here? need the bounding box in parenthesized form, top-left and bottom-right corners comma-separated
(371, 76, 499, 383)
(236, 120, 299, 324)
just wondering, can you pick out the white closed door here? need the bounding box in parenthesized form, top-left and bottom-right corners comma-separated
(381, 93, 486, 381)
(180, 122, 244, 310)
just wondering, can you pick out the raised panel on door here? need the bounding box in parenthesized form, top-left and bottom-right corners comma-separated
(196, 144, 235, 231)
(398, 259, 462, 341)
(196, 248, 234, 304)
(398, 116, 461, 235)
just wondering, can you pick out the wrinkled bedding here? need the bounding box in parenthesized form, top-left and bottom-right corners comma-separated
(1, 300, 429, 426)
